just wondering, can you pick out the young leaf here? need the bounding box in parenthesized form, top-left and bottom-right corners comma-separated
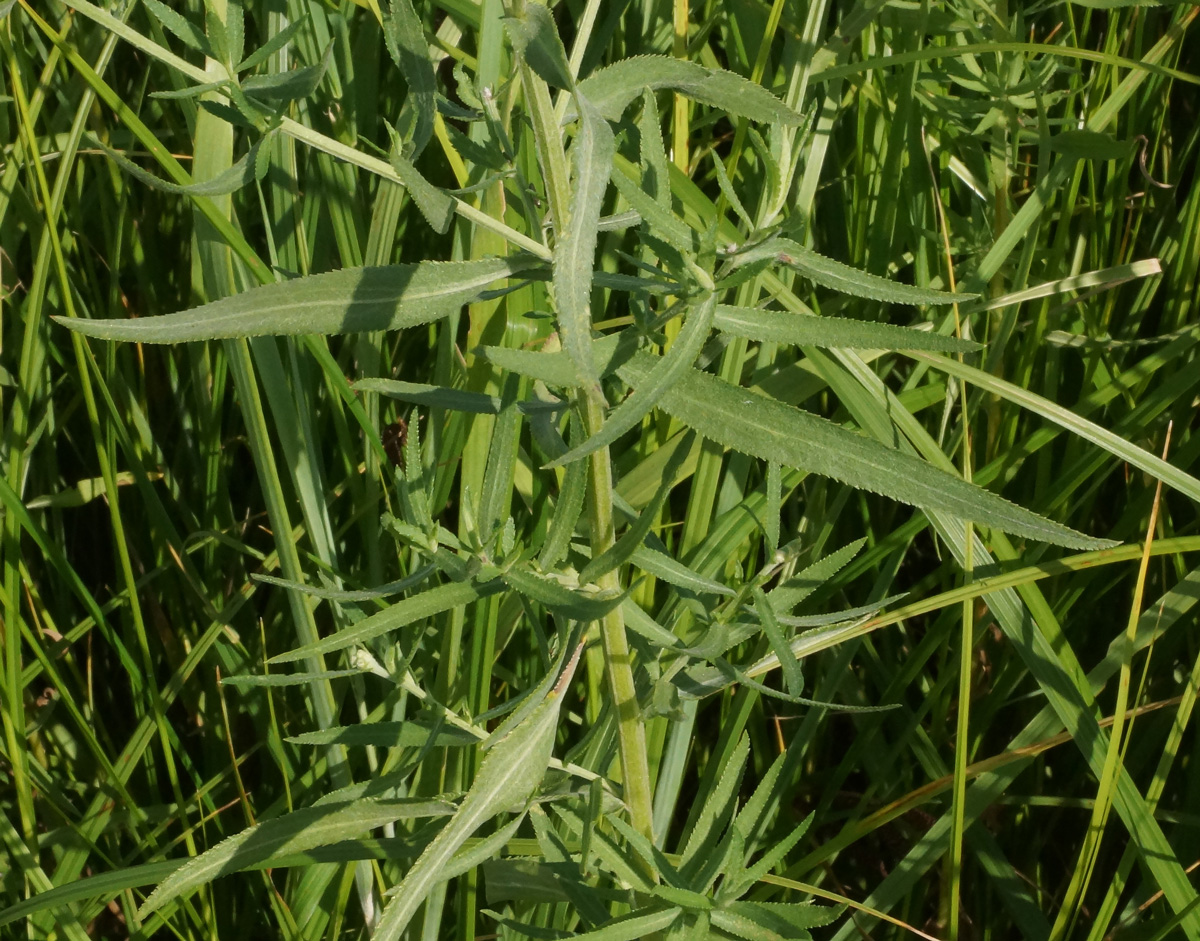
(768, 539, 866, 613)
(252, 565, 435, 602)
(241, 42, 332, 102)
(577, 56, 804, 126)
(56, 256, 539, 342)
(503, 567, 628, 622)
(578, 434, 693, 584)
(547, 294, 715, 467)
(370, 642, 585, 941)
(753, 585, 804, 699)
(616, 355, 1110, 549)
(234, 18, 305, 73)
(630, 546, 735, 596)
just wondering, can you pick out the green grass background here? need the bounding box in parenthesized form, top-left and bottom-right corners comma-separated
(2, 0, 1199, 938)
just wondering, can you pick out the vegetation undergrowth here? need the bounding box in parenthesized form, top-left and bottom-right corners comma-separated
(2, 0, 1199, 938)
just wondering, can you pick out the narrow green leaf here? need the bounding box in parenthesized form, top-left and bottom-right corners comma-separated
(241, 42, 332, 102)
(234, 18, 305, 73)
(389, 149, 455, 233)
(681, 734, 749, 865)
(221, 669, 367, 688)
(478, 333, 630, 387)
(503, 567, 628, 621)
(768, 539, 866, 613)
(139, 799, 454, 915)
(287, 721, 478, 748)
(371, 643, 585, 941)
(554, 93, 615, 388)
(356, 378, 502, 414)
(630, 546, 735, 596)
(753, 586, 804, 698)
(141, 0, 215, 58)
(714, 304, 980, 352)
(724, 901, 842, 931)
(561, 907, 682, 941)
(577, 56, 804, 126)
(617, 355, 1109, 549)
(727, 239, 973, 306)
(578, 434, 692, 583)
(56, 256, 538, 342)
(384, 0, 436, 156)
(251, 566, 435, 601)
(504, 2, 574, 90)
(92, 132, 268, 197)
(549, 294, 715, 467)
(911, 351, 1200, 507)
(269, 579, 504, 663)
(639, 87, 671, 210)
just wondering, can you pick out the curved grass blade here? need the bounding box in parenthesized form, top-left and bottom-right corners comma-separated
(577, 56, 803, 126)
(548, 294, 715, 467)
(55, 256, 538, 342)
(715, 304, 980, 352)
(617, 354, 1109, 549)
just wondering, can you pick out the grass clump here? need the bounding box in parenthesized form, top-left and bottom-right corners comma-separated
(2, 0, 1199, 939)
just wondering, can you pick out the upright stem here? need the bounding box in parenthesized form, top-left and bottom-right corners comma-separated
(581, 391, 655, 843)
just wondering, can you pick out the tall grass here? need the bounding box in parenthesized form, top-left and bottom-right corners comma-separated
(2, 0, 1198, 939)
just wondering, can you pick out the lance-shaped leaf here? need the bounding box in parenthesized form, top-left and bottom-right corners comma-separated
(617, 353, 1109, 550)
(504, 567, 628, 621)
(287, 720, 478, 748)
(241, 42, 332, 102)
(578, 434, 692, 584)
(139, 798, 455, 915)
(555, 93, 615, 388)
(577, 56, 804, 126)
(56, 256, 537, 342)
(91, 132, 271, 197)
(726, 238, 974, 306)
(389, 150, 454, 233)
(504, 1, 574, 90)
(371, 642, 586, 941)
(714, 304, 980, 352)
(269, 579, 504, 664)
(630, 546, 735, 596)
(384, 0, 436, 157)
(547, 294, 715, 467)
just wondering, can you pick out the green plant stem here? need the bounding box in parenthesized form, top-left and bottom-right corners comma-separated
(581, 390, 654, 844)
